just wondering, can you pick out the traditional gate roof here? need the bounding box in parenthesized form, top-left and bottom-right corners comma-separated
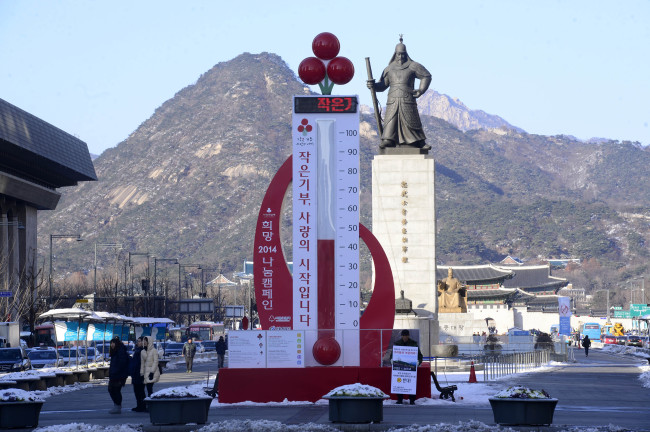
(496, 264, 568, 293)
(0, 98, 97, 188)
(435, 264, 514, 284)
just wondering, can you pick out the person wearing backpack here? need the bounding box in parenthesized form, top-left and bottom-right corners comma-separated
(141, 336, 161, 396)
(108, 337, 130, 414)
(582, 335, 591, 357)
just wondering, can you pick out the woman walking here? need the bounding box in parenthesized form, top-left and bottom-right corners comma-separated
(108, 337, 130, 414)
(141, 336, 160, 397)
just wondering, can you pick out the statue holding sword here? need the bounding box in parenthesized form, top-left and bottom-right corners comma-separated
(366, 36, 432, 151)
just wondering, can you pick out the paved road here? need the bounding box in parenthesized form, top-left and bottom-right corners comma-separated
(33, 348, 650, 431)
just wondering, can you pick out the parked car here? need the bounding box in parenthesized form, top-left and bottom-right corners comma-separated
(162, 342, 184, 357)
(0, 347, 31, 372)
(201, 340, 217, 352)
(616, 336, 628, 345)
(57, 347, 99, 366)
(28, 347, 65, 368)
(601, 335, 617, 344)
(626, 335, 643, 347)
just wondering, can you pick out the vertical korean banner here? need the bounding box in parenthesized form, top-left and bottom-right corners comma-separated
(390, 345, 418, 395)
(292, 107, 318, 330)
(558, 296, 571, 336)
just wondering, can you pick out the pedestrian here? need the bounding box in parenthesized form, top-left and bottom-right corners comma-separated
(216, 335, 227, 369)
(108, 336, 130, 414)
(182, 338, 197, 373)
(141, 336, 160, 397)
(582, 335, 591, 357)
(393, 329, 423, 405)
(481, 332, 487, 345)
(130, 337, 146, 412)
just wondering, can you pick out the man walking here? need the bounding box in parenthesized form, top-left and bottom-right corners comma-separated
(582, 335, 591, 357)
(182, 338, 197, 373)
(216, 335, 227, 369)
(130, 337, 146, 412)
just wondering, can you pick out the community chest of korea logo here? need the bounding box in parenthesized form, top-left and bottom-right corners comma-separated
(268, 315, 291, 323)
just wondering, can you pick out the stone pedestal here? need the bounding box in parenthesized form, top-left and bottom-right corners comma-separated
(372, 155, 436, 313)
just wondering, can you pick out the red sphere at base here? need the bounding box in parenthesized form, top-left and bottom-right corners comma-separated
(327, 57, 355, 85)
(312, 336, 341, 365)
(298, 57, 326, 85)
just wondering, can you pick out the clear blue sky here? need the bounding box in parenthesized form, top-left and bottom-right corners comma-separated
(1, 1, 648, 155)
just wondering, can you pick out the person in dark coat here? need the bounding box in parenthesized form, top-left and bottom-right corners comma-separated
(215, 336, 227, 369)
(582, 335, 591, 357)
(108, 336, 130, 414)
(182, 338, 197, 373)
(130, 337, 146, 412)
(393, 329, 423, 405)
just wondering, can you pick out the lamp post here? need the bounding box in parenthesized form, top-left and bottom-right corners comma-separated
(128, 252, 149, 316)
(154, 258, 177, 316)
(49, 234, 82, 307)
(178, 264, 202, 302)
(93, 242, 122, 295)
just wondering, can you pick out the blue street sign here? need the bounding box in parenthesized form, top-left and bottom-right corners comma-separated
(0, 291, 12, 297)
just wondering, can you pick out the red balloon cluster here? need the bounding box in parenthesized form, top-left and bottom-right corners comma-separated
(298, 32, 354, 86)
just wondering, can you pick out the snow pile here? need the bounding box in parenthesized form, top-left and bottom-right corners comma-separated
(639, 365, 650, 388)
(0, 388, 43, 402)
(148, 383, 207, 399)
(493, 386, 551, 399)
(34, 423, 141, 432)
(324, 383, 387, 398)
(386, 420, 518, 432)
(197, 420, 338, 432)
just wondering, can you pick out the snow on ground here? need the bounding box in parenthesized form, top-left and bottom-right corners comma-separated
(639, 365, 650, 388)
(34, 424, 142, 432)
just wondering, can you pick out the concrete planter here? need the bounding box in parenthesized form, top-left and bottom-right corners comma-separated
(0, 401, 44, 428)
(325, 396, 384, 423)
(146, 397, 212, 425)
(489, 397, 558, 426)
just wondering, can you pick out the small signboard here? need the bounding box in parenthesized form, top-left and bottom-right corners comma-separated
(0, 291, 12, 298)
(225, 305, 244, 318)
(228, 331, 266, 368)
(391, 345, 418, 395)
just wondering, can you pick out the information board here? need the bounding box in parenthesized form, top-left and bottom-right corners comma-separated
(228, 331, 267, 368)
(266, 331, 304, 368)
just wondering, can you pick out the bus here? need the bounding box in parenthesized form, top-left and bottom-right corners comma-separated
(580, 322, 601, 341)
(186, 321, 225, 342)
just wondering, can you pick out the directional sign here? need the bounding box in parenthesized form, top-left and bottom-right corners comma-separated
(0, 292, 12, 298)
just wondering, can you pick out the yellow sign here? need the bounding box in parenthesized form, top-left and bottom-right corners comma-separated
(75, 299, 88, 303)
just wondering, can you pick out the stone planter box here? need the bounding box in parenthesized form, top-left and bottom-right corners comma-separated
(63, 372, 77, 385)
(92, 367, 108, 379)
(74, 370, 90, 382)
(0, 381, 17, 390)
(489, 398, 558, 426)
(42, 375, 59, 388)
(29, 377, 47, 391)
(145, 397, 212, 425)
(324, 396, 385, 423)
(0, 401, 44, 428)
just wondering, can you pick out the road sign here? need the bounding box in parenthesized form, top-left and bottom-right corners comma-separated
(0, 291, 12, 297)
(75, 299, 89, 303)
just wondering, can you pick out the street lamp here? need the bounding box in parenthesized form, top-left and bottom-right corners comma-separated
(93, 242, 122, 294)
(178, 264, 201, 302)
(49, 234, 82, 307)
(153, 257, 177, 316)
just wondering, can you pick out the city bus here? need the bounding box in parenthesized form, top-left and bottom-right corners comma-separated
(580, 322, 601, 341)
(186, 321, 225, 342)
(34, 323, 56, 347)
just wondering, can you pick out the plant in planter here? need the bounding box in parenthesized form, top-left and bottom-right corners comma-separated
(146, 384, 212, 425)
(489, 386, 558, 426)
(0, 388, 45, 428)
(323, 384, 388, 423)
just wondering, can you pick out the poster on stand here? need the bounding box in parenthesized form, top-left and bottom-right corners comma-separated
(228, 331, 267, 368)
(390, 345, 418, 395)
(266, 331, 304, 368)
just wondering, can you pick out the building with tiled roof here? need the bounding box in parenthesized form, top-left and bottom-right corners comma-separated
(1, 98, 96, 314)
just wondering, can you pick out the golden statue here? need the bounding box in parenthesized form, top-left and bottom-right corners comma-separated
(437, 267, 467, 313)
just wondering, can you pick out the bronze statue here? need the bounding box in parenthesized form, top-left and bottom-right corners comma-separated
(366, 36, 431, 151)
(438, 267, 466, 312)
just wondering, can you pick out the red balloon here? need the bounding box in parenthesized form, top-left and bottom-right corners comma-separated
(298, 57, 326, 85)
(326, 57, 355, 85)
(312, 32, 340, 60)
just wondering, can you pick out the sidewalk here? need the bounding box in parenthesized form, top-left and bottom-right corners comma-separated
(30, 348, 650, 432)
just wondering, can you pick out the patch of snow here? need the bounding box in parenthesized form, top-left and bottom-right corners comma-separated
(324, 383, 387, 398)
(148, 383, 207, 399)
(34, 424, 142, 432)
(0, 388, 43, 402)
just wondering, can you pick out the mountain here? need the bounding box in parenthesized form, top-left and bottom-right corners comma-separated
(37, 53, 650, 284)
(417, 90, 524, 133)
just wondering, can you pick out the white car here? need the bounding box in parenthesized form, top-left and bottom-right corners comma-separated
(28, 347, 65, 368)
